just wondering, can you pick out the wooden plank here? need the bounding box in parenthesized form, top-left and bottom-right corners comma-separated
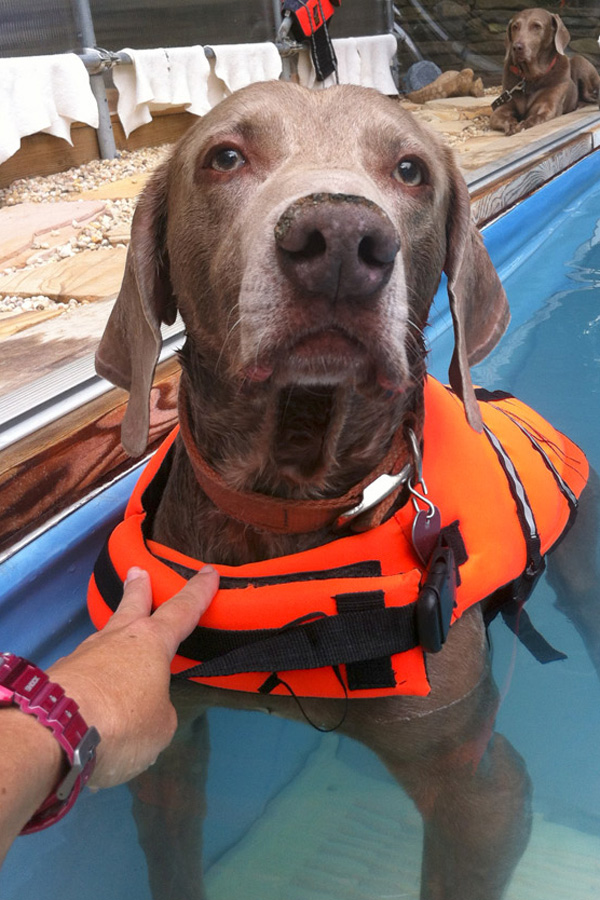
(112, 108, 197, 152)
(0, 358, 180, 555)
(0, 122, 100, 189)
(0, 108, 196, 189)
(470, 134, 592, 226)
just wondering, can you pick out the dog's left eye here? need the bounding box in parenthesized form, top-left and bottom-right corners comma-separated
(210, 148, 246, 172)
(393, 159, 425, 187)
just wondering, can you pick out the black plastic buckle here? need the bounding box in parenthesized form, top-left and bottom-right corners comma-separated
(416, 542, 456, 653)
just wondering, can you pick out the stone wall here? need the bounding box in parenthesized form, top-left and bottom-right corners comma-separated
(394, 1, 600, 84)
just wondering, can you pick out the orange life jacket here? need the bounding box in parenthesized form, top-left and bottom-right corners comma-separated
(88, 377, 588, 699)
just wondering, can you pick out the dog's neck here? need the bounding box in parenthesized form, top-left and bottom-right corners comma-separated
(509, 50, 559, 83)
(151, 344, 423, 565)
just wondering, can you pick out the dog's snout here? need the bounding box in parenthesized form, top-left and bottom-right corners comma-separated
(275, 193, 399, 304)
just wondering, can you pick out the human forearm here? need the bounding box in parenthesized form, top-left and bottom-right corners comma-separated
(0, 708, 64, 864)
(0, 566, 218, 868)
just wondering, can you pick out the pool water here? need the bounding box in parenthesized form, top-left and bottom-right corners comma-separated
(1, 151, 600, 899)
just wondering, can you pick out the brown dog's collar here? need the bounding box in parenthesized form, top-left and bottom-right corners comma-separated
(177, 380, 414, 535)
(492, 54, 560, 111)
(509, 54, 558, 82)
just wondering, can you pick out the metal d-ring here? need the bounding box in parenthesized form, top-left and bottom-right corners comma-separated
(406, 428, 436, 520)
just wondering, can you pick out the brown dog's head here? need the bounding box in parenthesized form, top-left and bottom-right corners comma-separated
(96, 82, 509, 457)
(505, 8, 571, 68)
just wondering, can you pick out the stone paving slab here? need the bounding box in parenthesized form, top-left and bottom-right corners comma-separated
(77, 173, 151, 201)
(0, 246, 127, 303)
(0, 200, 107, 266)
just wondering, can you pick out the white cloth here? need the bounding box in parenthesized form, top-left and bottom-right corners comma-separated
(112, 46, 213, 138)
(113, 43, 282, 138)
(208, 42, 283, 95)
(0, 54, 99, 165)
(298, 34, 398, 95)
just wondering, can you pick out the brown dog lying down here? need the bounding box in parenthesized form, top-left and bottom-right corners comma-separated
(94, 82, 600, 900)
(490, 8, 600, 135)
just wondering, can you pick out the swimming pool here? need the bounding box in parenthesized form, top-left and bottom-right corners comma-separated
(1, 148, 599, 899)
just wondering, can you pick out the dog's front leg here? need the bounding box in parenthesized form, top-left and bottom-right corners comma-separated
(343, 610, 532, 900)
(131, 686, 210, 900)
(490, 100, 521, 135)
(415, 731, 532, 900)
(547, 468, 600, 679)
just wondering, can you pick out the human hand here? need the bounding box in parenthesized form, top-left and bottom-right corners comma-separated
(48, 566, 219, 789)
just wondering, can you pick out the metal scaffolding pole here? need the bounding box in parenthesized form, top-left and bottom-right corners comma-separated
(70, 0, 117, 159)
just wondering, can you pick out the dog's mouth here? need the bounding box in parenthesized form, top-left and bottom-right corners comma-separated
(242, 327, 408, 394)
(511, 46, 532, 66)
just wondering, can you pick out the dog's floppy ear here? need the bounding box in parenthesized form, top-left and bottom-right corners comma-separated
(443, 151, 510, 431)
(96, 165, 177, 457)
(551, 14, 571, 55)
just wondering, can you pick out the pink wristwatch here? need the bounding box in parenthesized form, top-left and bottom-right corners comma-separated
(0, 652, 101, 833)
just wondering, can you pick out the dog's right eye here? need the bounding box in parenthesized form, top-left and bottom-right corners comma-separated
(209, 148, 246, 173)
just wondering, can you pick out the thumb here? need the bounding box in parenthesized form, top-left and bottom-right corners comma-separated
(150, 565, 220, 657)
(102, 567, 153, 630)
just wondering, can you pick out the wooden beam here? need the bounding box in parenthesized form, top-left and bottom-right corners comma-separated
(0, 358, 180, 555)
(0, 107, 197, 188)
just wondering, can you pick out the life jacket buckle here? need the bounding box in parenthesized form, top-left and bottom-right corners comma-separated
(417, 542, 456, 653)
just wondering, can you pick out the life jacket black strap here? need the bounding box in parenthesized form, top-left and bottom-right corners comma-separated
(176, 601, 419, 681)
(335, 590, 396, 689)
(500, 599, 567, 664)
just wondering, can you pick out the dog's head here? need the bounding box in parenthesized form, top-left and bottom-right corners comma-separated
(96, 82, 508, 457)
(505, 8, 571, 67)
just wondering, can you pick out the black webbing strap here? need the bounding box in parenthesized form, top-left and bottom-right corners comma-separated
(176, 601, 418, 679)
(500, 599, 567, 663)
(93, 538, 123, 611)
(282, 0, 338, 81)
(335, 590, 395, 690)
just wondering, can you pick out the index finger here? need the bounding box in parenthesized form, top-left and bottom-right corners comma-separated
(149, 565, 220, 658)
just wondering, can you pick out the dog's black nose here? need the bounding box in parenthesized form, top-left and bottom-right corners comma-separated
(275, 193, 399, 305)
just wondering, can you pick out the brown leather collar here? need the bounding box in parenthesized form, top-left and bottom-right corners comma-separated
(177, 379, 414, 535)
(509, 53, 558, 82)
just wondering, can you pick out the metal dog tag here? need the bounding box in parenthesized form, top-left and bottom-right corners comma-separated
(412, 505, 442, 565)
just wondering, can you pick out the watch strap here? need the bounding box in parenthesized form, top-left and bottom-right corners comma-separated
(0, 652, 100, 833)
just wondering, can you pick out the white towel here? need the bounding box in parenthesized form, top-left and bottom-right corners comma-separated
(298, 34, 398, 95)
(112, 46, 212, 138)
(355, 35, 398, 94)
(208, 42, 283, 95)
(0, 54, 99, 166)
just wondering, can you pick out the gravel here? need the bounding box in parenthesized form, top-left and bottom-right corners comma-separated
(0, 145, 170, 207)
(0, 146, 171, 316)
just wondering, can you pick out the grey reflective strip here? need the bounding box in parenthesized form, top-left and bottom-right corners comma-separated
(483, 425, 538, 540)
(498, 415, 577, 509)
